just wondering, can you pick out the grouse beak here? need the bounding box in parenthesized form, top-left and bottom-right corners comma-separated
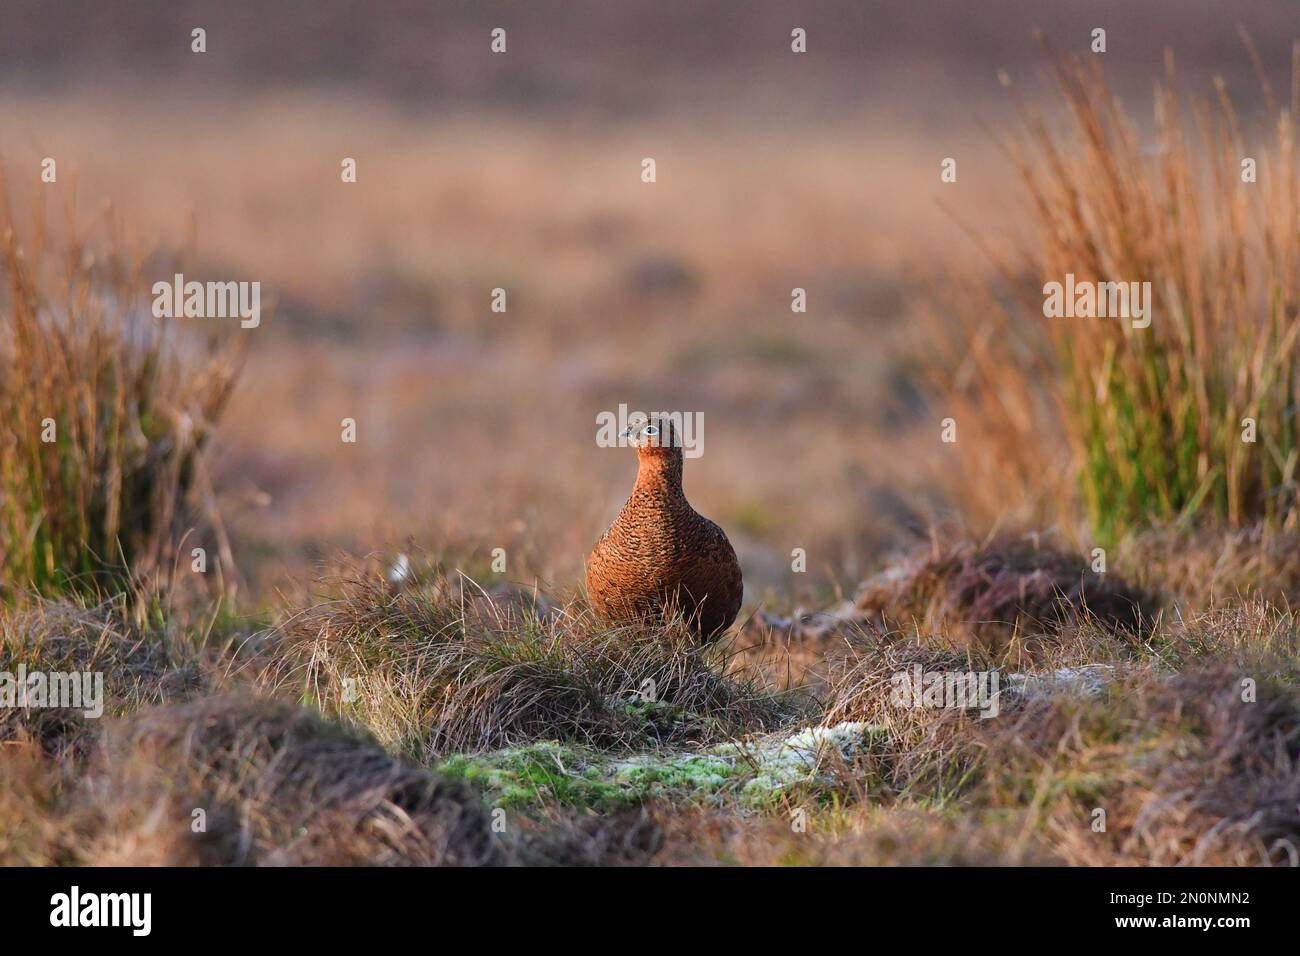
(621, 426, 638, 446)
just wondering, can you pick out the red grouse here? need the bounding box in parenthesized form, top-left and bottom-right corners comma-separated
(586, 417, 743, 639)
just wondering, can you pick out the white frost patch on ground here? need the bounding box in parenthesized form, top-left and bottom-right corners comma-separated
(732, 721, 875, 797)
(1006, 664, 1115, 699)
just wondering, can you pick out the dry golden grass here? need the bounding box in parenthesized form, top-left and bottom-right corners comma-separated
(934, 46, 1300, 540)
(3, 536, 1298, 866)
(647, 804, 1062, 866)
(0, 180, 241, 600)
(84, 695, 505, 866)
(0, 594, 213, 760)
(818, 605, 1300, 866)
(258, 556, 796, 761)
(854, 532, 1157, 656)
(1, 694, 507, 867)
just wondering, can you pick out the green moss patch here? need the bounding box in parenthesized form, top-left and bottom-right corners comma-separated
(437, 722, 886, 811)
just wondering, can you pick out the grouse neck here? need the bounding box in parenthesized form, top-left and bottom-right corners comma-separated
(634, 454, 685, 497)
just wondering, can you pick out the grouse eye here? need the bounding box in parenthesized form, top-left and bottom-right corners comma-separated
(643, 425, 659, 436)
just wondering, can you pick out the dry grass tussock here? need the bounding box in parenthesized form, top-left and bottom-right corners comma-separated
(821, 603, 1300, 865)
(0, 595, 209, 758)
(1, 695, 507, 866)
(1120, 522, 1300, 608)
(83, 695, 505, 866)
(854, 533, 1158, 656)
(259, 558, 798, 761)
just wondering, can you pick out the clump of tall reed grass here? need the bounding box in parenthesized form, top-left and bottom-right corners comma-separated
(0, 179, 240, 599)
(935, 43, 1300, 541)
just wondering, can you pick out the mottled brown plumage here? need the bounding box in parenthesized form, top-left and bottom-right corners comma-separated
(586, 417, 743, 640)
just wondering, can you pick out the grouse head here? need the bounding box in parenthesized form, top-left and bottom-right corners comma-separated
(622, 416, 684, 487)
